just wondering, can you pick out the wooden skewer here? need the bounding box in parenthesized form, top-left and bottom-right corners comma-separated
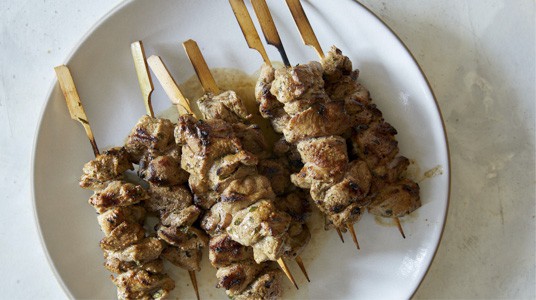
(229, 0, 271, 66)
(189, 270, 200, 300)
(182, 39, 220, 94)
(250, 0, 290, 66)
(182, 39, 300, 289)
(277, 258, 299, 289)
(394, 217, 406, 239)
(132, 44, 201, 300)
(146, 55, 193, 115)
(131, 41, 155, 117)
(335, 228, 345, 243)
(295, 255, 310, 282)
(54, 65, 99, 156)
(285, 0, 324, 58)
(347, 224, 360, 251)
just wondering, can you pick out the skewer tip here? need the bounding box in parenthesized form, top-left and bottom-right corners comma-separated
(347, 224, 360, 251)
(295, 256, 310, 282)
(277, 258, 299, 289)
(335, 228, 345, 243)
(394, 217, 406, 239)
(188, 271, 200, 300)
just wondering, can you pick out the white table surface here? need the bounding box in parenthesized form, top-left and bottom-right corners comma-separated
(0, 0, 534, 299)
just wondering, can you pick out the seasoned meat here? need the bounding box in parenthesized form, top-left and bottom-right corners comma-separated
(294, 136, 348, 185)
(352, 121, 399, 170)
(100, 222, 145, 251)
(216, 261, 264, 294)
(220, 175, 276, 208)
(146, 184, 192, 215)
(368, 179, 421, 218)
(257, 158, 292, 196)
(89, 181, 149, 214)
(97, 206, 146, 236)
(156, 226, 208, 251)
(104, 237, 163, 263)
(233, 123, 270, 159)
(197, 90, 250, 123)
(209, 234, 254, 267)
(160, 205, 202, 228)
(270, 62, 326, 109)
(161, 247, 203, 272)
(80, 147, 132, 190)
(139, 152, 189, 186)
(231, 268, 282, 300)
(104, 258, 164, 275)
(113, 269, 175, 300)
(124, 115, 176, 162)
(228, 200, 291, 263)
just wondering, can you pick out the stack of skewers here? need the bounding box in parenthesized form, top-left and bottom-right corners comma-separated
(53, 1, 423, 299)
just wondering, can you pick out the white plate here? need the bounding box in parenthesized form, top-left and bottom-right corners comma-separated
(32, 0, 450, 299)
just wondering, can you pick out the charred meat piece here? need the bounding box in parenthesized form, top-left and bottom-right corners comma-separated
(216, 261, 264, 295)
(113, 269, 175, 300)
(125, 115, 176, 163)
(104, 258, 164, 275)
(97, 206, 146, 236)
(156, 225, 208, 251)
(104, 237, 163, 263)
(231, 268, 282, 300)
(100, 222, 145, 251)
(209, 234, 254, 267)
(368, 179, 421, 218)
(197, 90, 251, 123)
(139, 151, 189, 186)
(89, 181, 149, 214)
(146, 184, 192, 216)
(80, 147, 133, 190)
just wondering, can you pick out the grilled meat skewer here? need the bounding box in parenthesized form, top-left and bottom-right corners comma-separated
(55, 65, 175, 299)
(128, 41, 208, 300)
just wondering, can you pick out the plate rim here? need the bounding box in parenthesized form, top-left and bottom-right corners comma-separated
(30, 0, 452, 298)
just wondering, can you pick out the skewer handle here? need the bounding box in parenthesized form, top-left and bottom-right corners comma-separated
(285, 0, 324, 58)
(131, 41, 155, 117)
(146, 55, 193, 115)
(229, 0, 271, 65)
(54, 65, 99, 156)
(250, 0, 290, 66)
(182, 39, 220, 94)
(277, 258, 299, 290)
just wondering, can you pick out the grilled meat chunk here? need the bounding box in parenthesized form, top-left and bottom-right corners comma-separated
(104, 237, 163, 263)
(80, 147, 133, 190)
(125, 115, 176, 162)
(89, 181, 149, 214)
(104, 258, 164, 275)
(209, 234, 254, 267)
(100, 222, 145, 251)
(139, 151, 189, 186)
(230, 268, 282, 300)
(255, 64, 289, 134)
(156, 226, 208, 251)
(113, 269, 175, 300)
(197, 90, 250, 123)
(216, 261, 264, 295)
(146, 184, 192, 215)
(294, 136, 349, 185)
(97, 206, 146, 236)
(368, 179, 421, 218)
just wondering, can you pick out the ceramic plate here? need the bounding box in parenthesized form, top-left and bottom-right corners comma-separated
(32, 0, 450, 299)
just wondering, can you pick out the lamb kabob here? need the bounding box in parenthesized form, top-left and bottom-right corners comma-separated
(181, 39, 312, 282)
(145, 53, 284, 299)
(126, 41, 208, 299)
(146, 46, 310, 296)
(55, 65, 175, 299)
(234, 0, 421, 247)
(283, 0, 421, 238)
